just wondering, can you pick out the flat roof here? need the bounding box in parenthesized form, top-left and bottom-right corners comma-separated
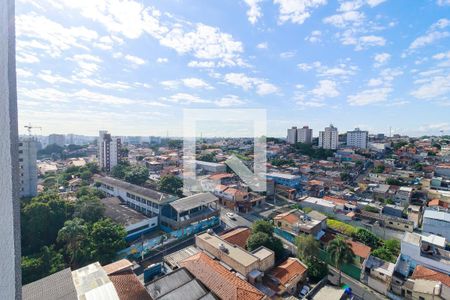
(101, 197, 150, 227)
(302, 197, 336, 208)
(164, 245, 200, 268)
(266, 172, 301, 180)
(197, 232, 259, 267)
(251, 247, 274, 261)
(187, 160, 226, 167)
(312, 285, 345, 300)
(95, 176, 176, 203)
(22, 268, 77, 300)
(170, 192, 218, 212)
(424, 209, 450, 223)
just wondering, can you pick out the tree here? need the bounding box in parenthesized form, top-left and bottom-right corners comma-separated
(352, 228, 382, 249)
(372, 247, 395, 262)
(158, 175, 183, 196)
(90, 219, 127, 264)
(21, 246, 65, 285)
(327, 237, 355, 286)
(364, 205, 380, 213)
(246, 232, 284, 259)
(340, 172, 351, 182)
(373, 165, 385, 174)
(296, 234, 320, 261)
(123, 165, 149, 185)
(111, 162, 129, 179)
(57, 218, 90, 268)
(74, 195, 105, 223)
(305, 256, 328, 283)
(252, 220, 274, 236)
(197, 153, 216, 162)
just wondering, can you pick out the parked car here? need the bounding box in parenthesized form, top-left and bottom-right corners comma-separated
(299, 285, 310, 298)
(226, 212, 236, 220)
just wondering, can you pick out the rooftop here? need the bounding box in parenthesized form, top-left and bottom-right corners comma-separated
(347, 240, 371, 259)
(109, 270, 152, 300)
(101, 197, 150, 227)
(169, 192, 218, 213)
(220, 227, 252, 249)
(22, 268, 77, 300)
(95, 176, 175, 203)
(267, 257, 307, 292)
(312, 285, 345, 300)
(302, 197, 336, 208)
(266, 172, 301, 180)
(180, 252, 265, 300)
(424, 208, 450, 223)
(196, 232, 259, 267)
(412, 265, 450, 287)
(164, 245, 200, 269)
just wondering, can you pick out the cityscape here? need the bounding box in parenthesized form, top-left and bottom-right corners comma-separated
(2, 0, 450, 300)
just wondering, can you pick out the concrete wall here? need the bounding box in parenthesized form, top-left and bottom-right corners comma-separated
(0, 0, 21, 297)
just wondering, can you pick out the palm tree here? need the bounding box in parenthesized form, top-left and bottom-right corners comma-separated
(327, 237, 355, 286)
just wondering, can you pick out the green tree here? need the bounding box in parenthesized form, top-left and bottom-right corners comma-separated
(352, 228, 382, 249)
(123, 165, 149, 185)
(252, 220, 274, 236)
(246, 232, 284, 259)
(21, 246, 65, 285)
(57, 218, 90, 268)
(90, 219, 127, 264)
(373, 165, 385, 174)
(74, 195, 105, 223)
(111, 162, 129, 179)
(295, 234, 320, 261)
(340, 172, 351, 181)
(327, 237, 355, 285)
(158, 175, 183, 196)
(305, 256, 328, 283)
(371, 247, 395, 262)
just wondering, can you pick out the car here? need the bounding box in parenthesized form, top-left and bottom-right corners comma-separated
(226, 212, 236, 220)
(299, 285, 310, 298)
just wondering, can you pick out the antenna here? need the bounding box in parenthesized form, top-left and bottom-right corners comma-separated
(24, 123, 42, 136)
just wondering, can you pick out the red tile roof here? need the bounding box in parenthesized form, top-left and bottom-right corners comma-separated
(220, 227, 251, 249)
(412, 265, 450, 287)
(268, 257, 307, 288)
(274, 211, 299, 225)
(180, 253, 265, 300)
(108, 270, 152, 300)
(103, 259, 133, 275)
(209, 173, 234, 181)
(346, 240, 371, 259)
(323, 196, 348, 206)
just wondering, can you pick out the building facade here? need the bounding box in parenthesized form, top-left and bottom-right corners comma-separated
(347, 128, 368, 149)
(422, 209, 450, 241)
(297, 126, 313, 144)
(287, 126, 298, 144)
(318, 125, 338, 150)
(19, 137, 38, 197)
(98, 130, 122, 172)
(48, 134, 65, 146)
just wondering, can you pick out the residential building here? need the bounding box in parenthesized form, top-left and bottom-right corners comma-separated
(19, 137, 38, 197)
(48, 133, 65, 146)
(435, 164, 450, 177)
(195, 231, 275, 278)
(287, 126, 297, 144)
(346, 128, 368, 149)
(186, 160, 227, 173)
(98, 130, 122, 172)
(300, 196, 336, 215)
(360, 256, 395, 296)
(318, 124, 338, 150)
(265, 172, 302, 189)
(396, 232, 450, 276)
(297, 126, 313, 144)
(273, 209, 326, 239)
(264, 257, 308, 296)
(394, 186, 413, 206)
(179, 252, 266, 300)
(422, 208, 450, 240)
(220, 227, 252, 249)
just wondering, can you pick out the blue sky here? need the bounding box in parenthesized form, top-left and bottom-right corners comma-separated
(16, 0, 450, 137)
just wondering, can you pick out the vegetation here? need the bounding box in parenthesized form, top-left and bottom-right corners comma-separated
(373, 165, 385, 174)
(327, 219, 357, 236)
(292, 142, 335, 160)
(372, 239, 400, 263)
(340, 172, 351, 181)
(352, 228, 382, 249)
(327, 237, 355, 285)
(246, 220, 284, 259)
(111, 161, 149, 185)
(363, 205, 380, 213)
(158, 174, 183, 196)
(386, 177, 406, 186)
(197, 153, 216, 162)
(296, 234, 320, 262)
(270, 158, 294, 167)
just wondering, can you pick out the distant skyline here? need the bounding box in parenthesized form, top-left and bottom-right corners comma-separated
(16, 0, 450, 137)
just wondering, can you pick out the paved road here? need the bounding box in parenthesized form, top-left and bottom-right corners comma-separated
(220, 207, 253, 228)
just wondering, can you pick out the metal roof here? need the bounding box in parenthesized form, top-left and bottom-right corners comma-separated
(424, 209, 450, 223)
(22, 268, 77, 300)
(101, 197, 150, 227)
(169, 193, 218, 212)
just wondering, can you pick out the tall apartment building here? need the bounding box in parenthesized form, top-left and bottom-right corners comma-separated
(347, 128, 368, 149)
(318, 125, 338, 150)
(19, 137, 38, 197)
(297, 126, 313, 144)
(48, 134, 65, 146)
(98, 130, 121, 172)
(287, 126, 297, 144)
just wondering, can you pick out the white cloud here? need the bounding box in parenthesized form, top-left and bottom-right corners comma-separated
(433, 51, 450, 60)
(214, 95, 245, 107)
(347, 87, 392, 106)
(17, 68, 33, 78)
(257, 42, 269, 49)
(305, 30, 322, 43)
(311, 80, 340, 98)
(37, 70, 73, 84)
(187, 61, 217, 68)
(166, 93, 210, 104)
(181, 78, 213, 89)
(437, 0, 450, 5)
(356, 35, 386, 50)
(368, 78, 383, 86)
(223, 73, 278, 95)
(160, 80, 180, 89)
(124, 54, 147, 66)
(274, 0, 327, 25)
(67, 54, 102, 77)
(156, 57, 169, 63)
(373, 52, 391, 67)
(297, 61, 358, 78)
(244, 0, 263, 24)
(323, 10, 365, 28)
(411, 74, 450, 100)
(16, 52, 40, 64)
(408, 18, 450, 51)
(366, 0, 387, 7)
(280, 51, 296, 59)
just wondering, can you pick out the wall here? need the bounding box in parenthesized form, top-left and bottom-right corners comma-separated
(0, 0, 21, 297)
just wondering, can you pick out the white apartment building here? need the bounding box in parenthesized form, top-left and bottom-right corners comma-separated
(19, 137, 38, 197)
(318, 125, 338, 150)
(287, 126, 297, 144)
(347, 128, 368, 149)
(48, 134, 65, 146)
(297, 126, 313, 144)
(98, 130, 121, 172)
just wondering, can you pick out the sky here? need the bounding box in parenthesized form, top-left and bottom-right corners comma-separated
(16, 0, 450, 137)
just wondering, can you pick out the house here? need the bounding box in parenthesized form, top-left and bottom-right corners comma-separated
(360, 255, 395, 296)
(395, 186, 413, 206)
(264, 257, 308, 296)
(407, 204, 423, 229)
(180, 252, 266, 300)
(220, 227, 252, 249)
(265, 172, 302, 189)
(273, 209, 326, 239)
(346, 240, 372, 267)
(422, 208, 450, 241)
(300, 196, 336, 215)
